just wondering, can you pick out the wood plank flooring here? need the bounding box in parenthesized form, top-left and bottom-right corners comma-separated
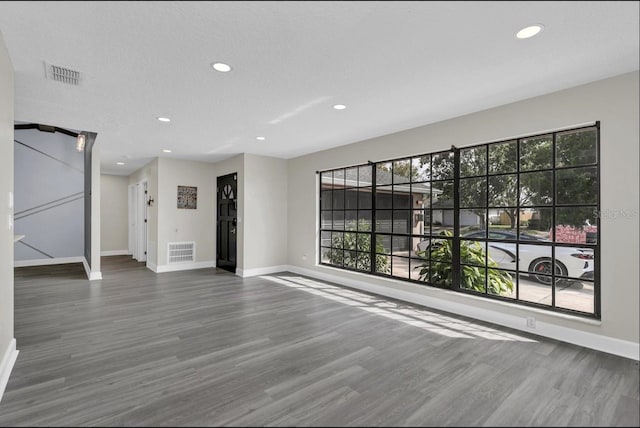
(0, 255, 638, 426)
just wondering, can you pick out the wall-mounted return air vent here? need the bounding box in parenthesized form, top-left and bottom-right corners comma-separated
(168, 242, 195, 264)
(45, 62, 81, 85)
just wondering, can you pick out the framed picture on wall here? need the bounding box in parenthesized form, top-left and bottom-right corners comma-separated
(177, 185, 197, 209)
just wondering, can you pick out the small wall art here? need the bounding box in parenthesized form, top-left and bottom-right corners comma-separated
(177, 185, 197, 209)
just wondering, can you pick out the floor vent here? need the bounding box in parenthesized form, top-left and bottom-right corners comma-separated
(168, 242, 195, 264)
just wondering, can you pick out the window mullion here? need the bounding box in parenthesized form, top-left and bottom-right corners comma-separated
(371, 162, 377, 275)
(516, 138, 521, 301)
(551, 132, 557, 308)
(595, 121, 601, 317)
(452, 146, 461, 291)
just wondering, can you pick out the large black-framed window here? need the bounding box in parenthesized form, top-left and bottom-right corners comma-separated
(319, 123, 600, 318)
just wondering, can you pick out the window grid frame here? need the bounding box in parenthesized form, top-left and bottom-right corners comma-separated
(318, 123, 600, 318)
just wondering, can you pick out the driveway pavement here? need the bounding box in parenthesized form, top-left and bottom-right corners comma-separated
(390, 256, 594, 313)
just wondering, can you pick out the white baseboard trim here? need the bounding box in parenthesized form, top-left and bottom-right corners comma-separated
(0, 338, 19, 404)
(100, 250, 130, 256)
(82, 258, 102, 281)
(14, 256, 84, 268)
(147, 262, 158, 273)
(237, 265, 288, 278)
(284, 265, 639, 361)
(152, 261, 215, 273)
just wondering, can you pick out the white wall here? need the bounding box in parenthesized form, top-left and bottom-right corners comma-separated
(213, 155, 245, 270)
(287, 71, 639, 350)
(13, 127, 84, 262)
(126, 154, 286, 275)
(0, 29, 17, 402)
(156, 158, 216, 267)
(88, 142, 101, 279)
(100, 174, 128, 254)
(243, 154, 288, 272)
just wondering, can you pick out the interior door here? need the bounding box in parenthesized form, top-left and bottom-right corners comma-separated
(142, 181, 148, 261)
(217, 173, 237, 273)
(128, 184, 136, 258)
(133, 181, 147, 262)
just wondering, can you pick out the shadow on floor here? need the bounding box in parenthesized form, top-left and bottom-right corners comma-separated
(101, 255, 147, 275)
(14, 262, 86, 280)
(13, 255, 147, 281)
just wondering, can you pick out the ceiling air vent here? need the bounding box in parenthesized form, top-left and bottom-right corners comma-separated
(46, 63, 81, 85)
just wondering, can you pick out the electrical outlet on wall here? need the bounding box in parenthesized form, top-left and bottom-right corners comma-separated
(526, 317, 536, 329)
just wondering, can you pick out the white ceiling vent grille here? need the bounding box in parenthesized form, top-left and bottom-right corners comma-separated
(168, 242, 195, 264)
(46, 63, 81, 85)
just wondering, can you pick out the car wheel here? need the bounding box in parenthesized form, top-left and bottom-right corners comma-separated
(528, 258, 568, 286)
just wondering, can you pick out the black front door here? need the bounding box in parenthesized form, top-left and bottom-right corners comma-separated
(217, 173, 237, 273)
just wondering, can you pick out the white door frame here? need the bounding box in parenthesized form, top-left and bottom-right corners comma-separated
(128, 180, 149, 263)
(136, 180, 148, 262)
(128, 184, 136, 257)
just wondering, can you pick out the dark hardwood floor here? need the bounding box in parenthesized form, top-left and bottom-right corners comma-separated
(0, 255, 638, 426)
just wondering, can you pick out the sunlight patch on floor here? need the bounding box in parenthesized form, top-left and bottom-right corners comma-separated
(260, 275, 537, 343)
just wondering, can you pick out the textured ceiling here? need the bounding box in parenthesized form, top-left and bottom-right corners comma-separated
(0, 1, 638, 175)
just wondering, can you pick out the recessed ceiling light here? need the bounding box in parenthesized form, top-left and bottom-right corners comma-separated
(256, 136, 265, 141)
(212, 62, 232, 72)
(157, 117, 171, 122)
(162, 149, 172, 153)
(516, 24, 544, 39)
(333, 104, 347, 110)
(116, 162, 125, 165)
